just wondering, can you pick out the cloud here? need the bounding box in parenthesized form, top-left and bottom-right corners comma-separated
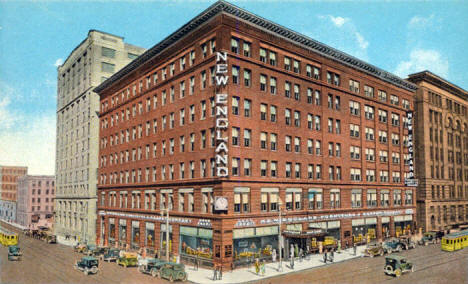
(0, 114, 56, 175)
(395, 49, 449, 78)
(54, 58, 63, 67)
(329, 16, 349, 28)
(408, 14, 435, 29)
(315, 15, 369, 60)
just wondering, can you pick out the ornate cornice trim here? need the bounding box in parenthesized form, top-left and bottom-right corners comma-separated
(95, 0, 417, 94)
(407, 71, 468, 102)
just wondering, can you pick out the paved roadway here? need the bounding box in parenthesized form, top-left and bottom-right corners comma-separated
(0, 222, 184, 284)
(256, 242, 468, 284)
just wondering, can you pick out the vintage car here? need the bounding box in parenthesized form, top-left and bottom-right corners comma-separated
(117, 252, 139, 268)
(398, 235, 416, 250)
(322, 236, 338, 250)
(158, 262, 187, 282)
(74, 243, 87, 253)
(418, 232, 437, 246)
(87, 246, 109, 258)
(363, 243, 385, 257)
(8, 245, 22, 261)
(382, 239, 407, 253)
(138, 258, 166, 277)
(103, 248, 120, 262)
(384, 255, 414, 277)
(74, 256, 99, 275)
(44, 233, 57, 244)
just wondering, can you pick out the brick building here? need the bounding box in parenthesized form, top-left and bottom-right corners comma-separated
(17, 175, 56, 229)
(0, 166, 28, 222)
(95, 1, 417, 268)
(408, 71, 468, 232)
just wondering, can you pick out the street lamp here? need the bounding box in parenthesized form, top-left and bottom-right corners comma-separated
(161, 208, 170, 261)
(278, 198, 283, 272)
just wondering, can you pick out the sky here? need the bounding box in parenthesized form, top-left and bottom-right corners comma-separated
(0, 0, 467, 175)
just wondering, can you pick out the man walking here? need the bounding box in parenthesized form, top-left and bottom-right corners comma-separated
(353, 243, 357, 256)
(323, 250, 327, 263)
(290, 245, 295, 269)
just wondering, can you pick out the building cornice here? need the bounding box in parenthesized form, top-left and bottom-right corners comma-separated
(94, 0, 417, 94)
(407, 70, 468, 102)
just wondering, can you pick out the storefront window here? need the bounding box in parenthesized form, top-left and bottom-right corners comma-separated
(145, 222, 155, 250)
(180, 226, 213, 259)
(161, 224, 173, 256)
(131, 221, 140, 249)
(233, 226, 278, 261)
(119, 219, 127, 247)
(394, 215, 412, 236)
(109, 218, 115, 245)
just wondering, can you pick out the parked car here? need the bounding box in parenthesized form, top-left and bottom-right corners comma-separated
(138, 258, 166, 277)
(383, 239, 406, 253)
(74, 256, 99, 275)
(117, 252, 138, 268)
(88, 246, 109, 258)
(398, 236, 417, 250)
(363, 243, 385, 257)
(103, 248, 120, 262)
(8, 245, 22, 261)
(158, 262, 187, 282)
(384, 255, 414, 277)
(419, 230, 444, 244)
(74, 243, 87, 253)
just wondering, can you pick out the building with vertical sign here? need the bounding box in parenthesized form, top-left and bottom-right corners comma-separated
(55, 30, 145, 244)
(408, 71, 468, 232)
(95, 1, 417, 268)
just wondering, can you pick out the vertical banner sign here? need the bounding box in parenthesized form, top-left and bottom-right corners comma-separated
(405, 111, 416, 186)
(215, 52, 229, 177)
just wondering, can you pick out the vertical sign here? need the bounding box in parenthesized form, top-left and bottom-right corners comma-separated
(215, 52, 229, 177)
(405, 111, 417, 186)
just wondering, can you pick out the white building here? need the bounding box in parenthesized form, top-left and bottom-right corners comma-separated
(55, 30, 145, 244)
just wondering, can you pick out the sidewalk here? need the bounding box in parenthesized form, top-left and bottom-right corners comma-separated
(187, 245, 367, 284)
(56, 235, 79, 247)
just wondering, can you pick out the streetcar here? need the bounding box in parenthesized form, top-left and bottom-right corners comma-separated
(0, 227, 19, 246)
(441, 229, 468, 252)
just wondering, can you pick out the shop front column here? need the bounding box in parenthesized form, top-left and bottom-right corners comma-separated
(139, 220, 145, 249)
(389, 216, 395, 237)
(376, 217, 382, 242)
(126, 219, 132, 249)
(114, 218, 120, 246)
(103, 216, 109, 247)
(154, 222, 161, 256)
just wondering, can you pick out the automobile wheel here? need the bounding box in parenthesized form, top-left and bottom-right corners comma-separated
(84, 268, 89, 275)
(151, 269, 158, 278)
(91, 266, 98, 274)
(138, 265, 144, 273)
(395, 269, 402, 277)
(169, 274, 174, 282)
(182, 273, 187, 282)
(411, 265, 414, 272)
(384, 265, 393, 275)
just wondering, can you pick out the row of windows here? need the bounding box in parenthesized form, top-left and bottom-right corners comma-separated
(102, 37, 216, 113)
(99, 186, 413, 214)
(99, 157, 408, 185)
(230, 37, 411, 109)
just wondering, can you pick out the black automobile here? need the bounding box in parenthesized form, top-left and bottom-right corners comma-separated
(102, 248, 120, 262)
(8, 245, 22, 261)
(88, 246, 109, 258)
(138, 258, 166, 277)
(74, 256, 99, 275)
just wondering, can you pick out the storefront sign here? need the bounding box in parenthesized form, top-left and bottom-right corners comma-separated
(99, 210, 192, 224)
(234, 209, 414, 228)
(197, 219, 212, 228)
(215, 52, 229, 177)
(405, 111, 418, 187)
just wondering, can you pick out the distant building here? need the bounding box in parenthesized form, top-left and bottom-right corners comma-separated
(0, 166, 28, 223)
(17, 175, 55, 229)
(55, 30, 145, 244)
(407, 71, 468, 232)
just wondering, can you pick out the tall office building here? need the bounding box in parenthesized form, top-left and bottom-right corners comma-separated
(408, 71, 468, 232)
(95, 1, 417, 268)
(55, 30, 145, 244)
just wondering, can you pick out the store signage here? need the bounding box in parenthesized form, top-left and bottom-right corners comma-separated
(215, 52, 229, 177)
(405, 111, 418, 187)
(98, 211, 192, 224)
(234, 209, 414, 227)
(197, 219, 212, 228)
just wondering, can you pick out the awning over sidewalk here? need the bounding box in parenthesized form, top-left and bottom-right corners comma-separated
(282, 229, 326, 238)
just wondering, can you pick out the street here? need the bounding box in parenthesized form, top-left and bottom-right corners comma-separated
(0, 223, 184, 284)
(256, 243, 468, 284)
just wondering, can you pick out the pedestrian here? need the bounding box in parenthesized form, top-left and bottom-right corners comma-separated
(272, 248, 277, 263)
(195, 254, 199, 271)
(260, 260, 265, 276)
(218, 264, 223, 280)
(255, 258, 260, 275)
(345, 240, 349, 250)
(213, 265, 218, 281)
(299, 248, 303, 262)
(330, 249, 334, 263)
(323, 250, 327, 263)
(353, 243, 357, 256)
